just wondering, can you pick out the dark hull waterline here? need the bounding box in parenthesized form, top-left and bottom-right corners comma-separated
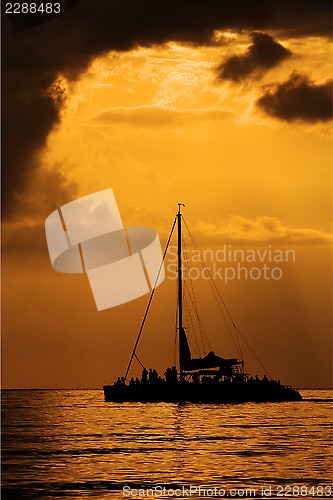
(103, 380, 302, 403)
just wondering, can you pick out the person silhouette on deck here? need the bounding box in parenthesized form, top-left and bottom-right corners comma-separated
(141, 368, 148, 385)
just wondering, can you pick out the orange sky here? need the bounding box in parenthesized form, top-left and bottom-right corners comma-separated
(2, 10, 332, 389)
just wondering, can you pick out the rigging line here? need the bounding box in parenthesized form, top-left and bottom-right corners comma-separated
(124, 216, 177, 381)
(186, 250, 207, 355)
(234, 325, 272, 378)
(181, 235, 202, 356)
(183, 279, 212, 353)
(174, 295, 178, 366)
(184, 224, 250, 365)
(182, 217, 243, 358)
(203, 268, 241, 356)
(134, 354, 146, 370)
(183, 277, 206, 354)
(190, 243, 240, 354)
(182, 218, 232, 320)
(183, 284, 201, 356)
(182, 220, 231, 316)
(181, 232, 210, 353)
(233, 325, 244, 361)
(184, 218, 270, 376)
(182, 289, 193, 353)
(183, 217, 234, 324)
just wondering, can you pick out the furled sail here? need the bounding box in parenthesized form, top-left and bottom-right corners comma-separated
(179, 327, 241, 373)
(179, 327, 192, 368)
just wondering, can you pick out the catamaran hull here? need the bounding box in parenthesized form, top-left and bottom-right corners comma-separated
(103, 382, 302, 403)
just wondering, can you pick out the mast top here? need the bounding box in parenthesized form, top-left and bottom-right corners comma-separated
(177, 203, 185, 215)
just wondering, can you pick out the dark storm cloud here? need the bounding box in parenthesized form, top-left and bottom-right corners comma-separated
(216, 32, 292, 82)
(2, 0, 332, 219)
(256, 72, 333, 123)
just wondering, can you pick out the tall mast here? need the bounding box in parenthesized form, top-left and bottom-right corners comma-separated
(177, 203, 185, 379)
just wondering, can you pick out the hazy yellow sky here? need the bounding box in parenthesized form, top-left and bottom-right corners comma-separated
(43, 37, 331, 230)
(3, 18, 332, 389)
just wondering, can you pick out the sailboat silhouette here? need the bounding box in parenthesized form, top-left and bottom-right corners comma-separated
(104, 204, 302, 403)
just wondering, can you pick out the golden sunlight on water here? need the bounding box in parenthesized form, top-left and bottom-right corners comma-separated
(2, 390, 332, 499)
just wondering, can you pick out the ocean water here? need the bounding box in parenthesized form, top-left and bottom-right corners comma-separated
(1, 389, 332, 499)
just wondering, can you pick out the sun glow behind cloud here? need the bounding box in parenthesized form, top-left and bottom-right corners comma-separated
(37, 39, 330, 246)
(3, 28, 332, 388)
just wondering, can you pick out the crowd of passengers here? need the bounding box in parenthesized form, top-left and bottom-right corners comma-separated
(114, 368, 281, 387)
